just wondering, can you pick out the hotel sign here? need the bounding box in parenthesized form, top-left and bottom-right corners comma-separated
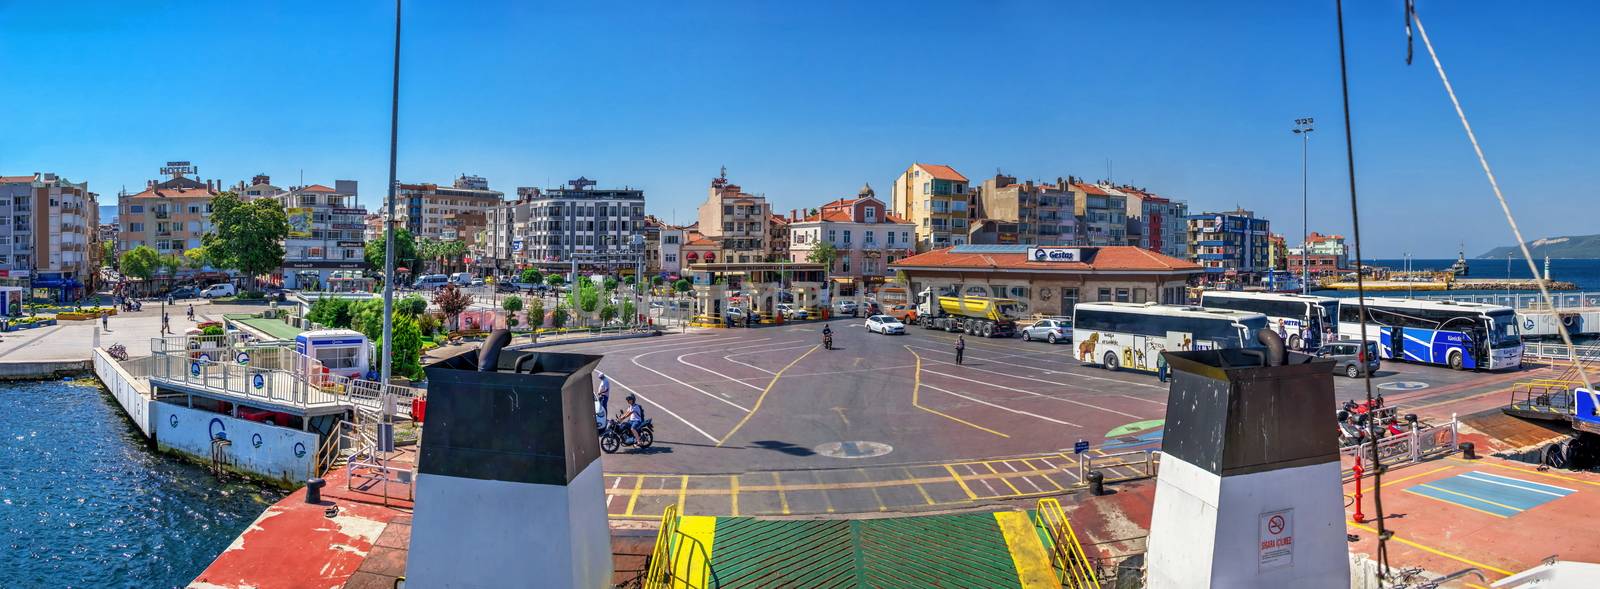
(1028, 247, 1083, 263)
(161, 161, 196, 176)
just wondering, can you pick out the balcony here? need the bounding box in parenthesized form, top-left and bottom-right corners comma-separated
(154, 211, 170, 220)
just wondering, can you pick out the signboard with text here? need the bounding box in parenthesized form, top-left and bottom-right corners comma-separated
(1258, 508, 1294, 570)
(1027, 247, 1083, 263)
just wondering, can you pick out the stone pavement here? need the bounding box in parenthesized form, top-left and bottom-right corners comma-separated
(0, 300, 268, 363)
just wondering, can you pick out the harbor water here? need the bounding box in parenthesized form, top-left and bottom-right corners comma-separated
(0, 379, 281, 588)
(1312, 258, 1600, 297)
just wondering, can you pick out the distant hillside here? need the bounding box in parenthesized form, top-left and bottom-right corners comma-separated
(1478, 234, 1600, 259)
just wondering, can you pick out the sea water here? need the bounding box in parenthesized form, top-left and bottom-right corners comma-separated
(1311, 258, 1600, 296)
(0, 379, 281, 588)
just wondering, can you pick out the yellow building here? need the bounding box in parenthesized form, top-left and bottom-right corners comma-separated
(890, 163, 972, 252)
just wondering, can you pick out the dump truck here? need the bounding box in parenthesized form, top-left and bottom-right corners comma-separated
(914, 288, 1020, 337)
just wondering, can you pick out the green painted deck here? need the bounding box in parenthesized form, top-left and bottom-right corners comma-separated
(659, 511, 1057, 588)
(226, 314, 304, 340)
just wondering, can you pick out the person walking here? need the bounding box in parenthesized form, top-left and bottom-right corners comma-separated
(955, 334, 966, 365)
(1157, 353, 1169, 383)
(102, 312, 109, 332)
(161, 312, 171, 335)
(187, 304, 195, 322)
(595, 371, 611, 415)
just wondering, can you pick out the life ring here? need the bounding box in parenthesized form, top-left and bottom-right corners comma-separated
(1562, 314, 1579, 328)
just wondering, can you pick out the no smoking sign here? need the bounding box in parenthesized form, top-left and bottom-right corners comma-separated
(1259, 508, 1294, 570)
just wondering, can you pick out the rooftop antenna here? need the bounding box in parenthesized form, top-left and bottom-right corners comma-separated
(720, 165, 728, 181)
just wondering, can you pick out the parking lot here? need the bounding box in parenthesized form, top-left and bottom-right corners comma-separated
(539, 318, 1546, 518)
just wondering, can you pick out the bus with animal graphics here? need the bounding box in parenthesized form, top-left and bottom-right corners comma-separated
(1337, 297, 1522, 371)
(1072, 302, 1269, 372)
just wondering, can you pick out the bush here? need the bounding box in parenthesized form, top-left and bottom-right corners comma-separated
(380, 314, 424, 380)
(201, 325, 225, 336)
(673, 278, 691, 293)
(622, 300, 636, 323)
(520, 268, 543, 284)
(551, 303, 569, 328)
(600, 304, 618, 324)
(398, 294, 428, 316)
(527, 299, 545, 329)
(416, 313, 440, 336)
(306, 297, 353, 328)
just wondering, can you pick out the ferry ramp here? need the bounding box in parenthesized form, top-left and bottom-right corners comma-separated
(640, 499, 1099, 589)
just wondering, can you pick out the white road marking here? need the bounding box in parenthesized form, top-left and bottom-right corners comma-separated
(919, 382, 1082, 427)
(607, 477, 622, 507)
(679, 352, 765, 391)
(908, 344, 1166, 393)
(629, 349, 751, 412)
(606, 376, 723, 444)
(923, 366, 1145, 419)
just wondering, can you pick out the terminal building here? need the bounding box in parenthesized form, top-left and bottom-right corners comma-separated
(889, 244, 1203, 318)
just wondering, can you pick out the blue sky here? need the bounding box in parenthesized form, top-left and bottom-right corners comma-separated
(2, 1, 1595, 257)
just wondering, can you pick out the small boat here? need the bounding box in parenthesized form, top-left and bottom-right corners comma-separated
(1448, 244, 1470, 276)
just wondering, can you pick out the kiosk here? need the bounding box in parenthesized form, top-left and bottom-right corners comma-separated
(294, 329, 370, 379)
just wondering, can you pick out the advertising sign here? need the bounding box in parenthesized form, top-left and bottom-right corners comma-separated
(286, 208, 314, 238)
(1027, 247, 1082, 263)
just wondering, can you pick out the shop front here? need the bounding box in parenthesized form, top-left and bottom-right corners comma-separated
(890, 245, 1203, 320)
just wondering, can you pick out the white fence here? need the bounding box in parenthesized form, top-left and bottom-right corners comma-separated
(1340, 419, 1459, 483)
(1420, 291, 1600, 310)
(1524, 341, 1600, 361)
(147, 335, 423, 416)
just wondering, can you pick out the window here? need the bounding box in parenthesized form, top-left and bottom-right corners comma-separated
(130, 223, 144, 232)
(865, 207, 876, 221)
(843, 230, 852, 244)
(828, 229, 837, 244)
(1060, 288, 1079, 316)
(1133, 288, 1147, 303)
(130, 205, 144, 213)
(1098, 288, 1112, 302)
(665, 254, 677, 262)
(887, 232, 895, 245)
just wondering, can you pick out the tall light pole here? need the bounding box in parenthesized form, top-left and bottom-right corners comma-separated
(379, 0, 402, 434)
(1293, 118, 1314, 293)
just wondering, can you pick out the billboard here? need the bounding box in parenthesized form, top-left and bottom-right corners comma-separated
(286, 208, 314, 238)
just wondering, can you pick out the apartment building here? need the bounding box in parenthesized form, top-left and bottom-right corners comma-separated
(274, 180, 366, 289)
(788, 188, 916, 296)
(1288, 232, 1351, 276)
(970, 175, 1076, 246)
(655, 220, 685, 276)
(1068, 179, 1128, 246)
(695, 170, 771, 263)
(235, 174, 284, 201)
(1187, 208, 1272, 283)
(891, 163, 972, 252)
(483, 178, 646, 272)
(1118, 185, 1189, 258)
(117, 166, 222, 259)
(0, 173, 99, 298)
(394, 174, 504, 242)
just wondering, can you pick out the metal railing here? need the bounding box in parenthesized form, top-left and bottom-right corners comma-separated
(1078, 450, 1159, 484)
(148, 335, 423, 416)
(1505, 379, 1582, 419)
(1340, 419, 1459, 483)
(1419, 291, 1600, 310)
(643, 505, 719, 589)
(1524, 341, 1600, 361)
(1034, 497, 1100, 589)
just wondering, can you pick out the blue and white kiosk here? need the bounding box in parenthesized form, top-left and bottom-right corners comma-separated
(294, 329, 370, 380)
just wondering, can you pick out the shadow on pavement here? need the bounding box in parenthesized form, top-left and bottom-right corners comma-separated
(749, 440, 816, 457)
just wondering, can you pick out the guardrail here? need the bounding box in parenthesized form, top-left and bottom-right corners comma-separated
(1523, 341, 1600, 361)
(148, 338, 423, 417)
(643, 505, 718, 589)
(1340, 419, 1459, 483)
(1034, 497, 1100, 589)
(1078, 450, 1159, 483)
(1419, 291, 1600, 310)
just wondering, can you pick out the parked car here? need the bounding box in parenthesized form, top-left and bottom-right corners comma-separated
(865, 314, 906, 335)
(495, 281, 522, 293)
(166, 286, 201, 299)
(884, 304, 917, 324)
(1316, 340, 1381, 378)
(450, 272, 473, 286)
(470, 278, 485, 287)
(200, 283, 237, 299)
(1020, 317, 1072, 344)
(414, 274, 449, 290)
(776, 303, 807, 320)
(834, 300, 858, 316)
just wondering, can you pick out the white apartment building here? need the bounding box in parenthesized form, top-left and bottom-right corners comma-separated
(0, 173, 99, 298)
(482, 178, 646, 272)
(695, 170, 771, 263)
(274, 180, 366, 289)
(787, 189, 916, 296)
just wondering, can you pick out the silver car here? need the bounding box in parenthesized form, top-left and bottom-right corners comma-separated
(834, 300, 859, 316)
(1020, 318, 1072, 344)
(1316, 340, 1381, 378)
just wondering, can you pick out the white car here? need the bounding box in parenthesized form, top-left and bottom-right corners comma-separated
(865, 315, 905, 335)
(200, 283, 236, 298)
(777, 303, 807, 320)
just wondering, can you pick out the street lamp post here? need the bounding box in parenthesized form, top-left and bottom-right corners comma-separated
(378, 0, 402, 447)
(1293, 118, 1314, 293)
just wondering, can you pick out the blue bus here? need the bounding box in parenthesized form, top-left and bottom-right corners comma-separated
(1338, 297, 1522, 371)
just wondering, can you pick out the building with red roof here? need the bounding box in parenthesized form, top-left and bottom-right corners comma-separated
(694, 168, 772, 264)
(890, 244, 1201, 317)
(786, 184, 917, 296)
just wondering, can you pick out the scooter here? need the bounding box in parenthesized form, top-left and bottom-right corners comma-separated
(599, 411, 654, 453)
(823, 330, 833, 350)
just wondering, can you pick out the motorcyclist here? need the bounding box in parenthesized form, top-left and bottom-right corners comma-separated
(620, 394, 645, 443)
(822, 324, 833, 349)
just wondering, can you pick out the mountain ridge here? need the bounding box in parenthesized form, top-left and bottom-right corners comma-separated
(1478, 234, 1600, 259)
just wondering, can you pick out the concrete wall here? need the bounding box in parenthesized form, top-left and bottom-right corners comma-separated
(151, 402, 319, 487)
(91, 349, 153, 437)
(0, 358, 91, 380)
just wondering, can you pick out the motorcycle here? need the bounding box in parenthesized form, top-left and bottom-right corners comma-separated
(823, 330, 833, 350)
(107, 343, 129, 361)
(599, 411, 654, 453)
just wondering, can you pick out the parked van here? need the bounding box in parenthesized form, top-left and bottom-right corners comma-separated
(450, 272, 473, 287)
(414, 274, 448, 290)
(200, 283, 236, 298)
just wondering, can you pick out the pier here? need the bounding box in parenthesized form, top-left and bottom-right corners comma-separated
(1419, 291, 1600, 338)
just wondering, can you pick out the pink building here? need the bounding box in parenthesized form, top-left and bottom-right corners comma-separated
(787, 184, 917, 297)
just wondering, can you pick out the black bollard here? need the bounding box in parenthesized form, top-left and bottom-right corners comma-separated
(305, 477, 326, 504)
(1087, 470, 1106, 496)
(1459, 442, 1477, 460)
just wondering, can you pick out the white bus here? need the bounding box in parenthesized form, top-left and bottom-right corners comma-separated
(1337, 297, 1522, 371)
(1072, 302, 1269, 372)
(1199, 291, 1341, 351)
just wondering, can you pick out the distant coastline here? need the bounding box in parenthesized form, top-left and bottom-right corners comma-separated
(1478, 234, 1600, 260)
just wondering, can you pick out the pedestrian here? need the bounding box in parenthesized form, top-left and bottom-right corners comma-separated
(955, 334, 966, 365)
(595, 371, 611, 415)
(187, 304, 195, 321)
(102, 312, 109, 331)
(162, 312, 170, 335)
(1157, 353, 1169, 383)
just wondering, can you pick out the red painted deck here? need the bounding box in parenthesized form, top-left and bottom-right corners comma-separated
(191, 449, 416, 589)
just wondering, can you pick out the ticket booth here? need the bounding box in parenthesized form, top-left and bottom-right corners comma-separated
(295, 329, 371, 379)
(0, 286, 22, 317)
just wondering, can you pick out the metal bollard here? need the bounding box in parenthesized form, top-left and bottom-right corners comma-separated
(1087, 470, 1106, 496)
(306, 477, 327, 504)
(1459, 442, 1477, 460)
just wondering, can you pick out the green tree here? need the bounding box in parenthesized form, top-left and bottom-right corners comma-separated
(807, 241, 839, 274)
(621, 300, 636, 324)
(578, 281, 600, 324)
(101, 241, 117, 269)
(202, 192, 288, 287)
(159, 254, 184, 275)
(600, 304, 618, 324)
(366, 228, 419, 275)
(349, 298, 387, 341)
(673, 278, 691, 294)
(377, 313, 425, 381)
(651, 275, 665, 287)
(119, 245, 161, 281)
(545, 274, 565, 288)
(502, 295, 523, 314)
(307, 297, 353, 328)
(551, 302, 569, 328)
(527, 298, 545, 329)
(603, 276, 619, 292)
(183, 247, 213, 270)
(432, 284, 472, 331)
(519, 268, 543, 284)
(398, 294, 429, 317)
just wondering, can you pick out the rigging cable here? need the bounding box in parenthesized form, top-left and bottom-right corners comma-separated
(1333, 0, 1392, 583)
(1407, 4, 1593, 392)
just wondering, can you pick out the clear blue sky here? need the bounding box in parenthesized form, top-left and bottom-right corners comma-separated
(2, 1, 1595, 257)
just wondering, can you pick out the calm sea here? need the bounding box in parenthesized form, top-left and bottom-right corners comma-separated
(1310, 257, 1600, 297)
(0, 379, 281, 588)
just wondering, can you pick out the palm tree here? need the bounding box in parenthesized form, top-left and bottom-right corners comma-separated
(441, 239, 466, 273)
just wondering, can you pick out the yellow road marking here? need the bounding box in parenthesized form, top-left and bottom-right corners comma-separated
(773, 472, 791, 515)
(995, 511, 1058, 589)
(624, 476, 646, 516)
(1349, 522, 1514, 577)
(1415, 483, 1524, 513)
(904, 466, 936, 505)
(1348, 465, 1455, 498)
(677, 475, 689, 514)
(1402, 488, 1511, 518)
(945, 464, 979, 500)
(1023, 459, 1066, 491)
(1449, 457, 1600, 487)
(611, 462, 1076, 495)
(986, 462, 1022, 495)
(907, 346, 1010, 438)
(859, 468, 888, 512)
(717, 344, 820, 447)
(812, 471, 837, 514)
(729, 475, 739, 516)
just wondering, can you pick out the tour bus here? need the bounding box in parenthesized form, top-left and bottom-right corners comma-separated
(1199, 291, 1341, 351)
(1072, 302, 1269, 372)
(1337, 297, 1522, 371)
